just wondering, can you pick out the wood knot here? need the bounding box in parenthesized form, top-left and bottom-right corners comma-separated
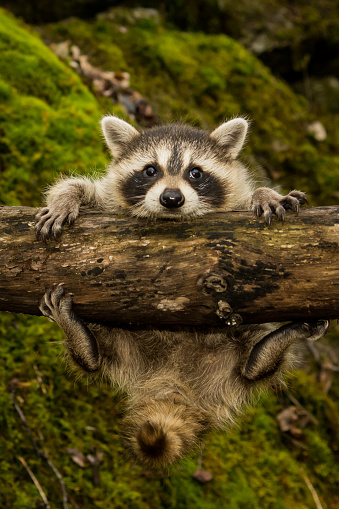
(216, 300, 232, 319)
(200, 274, 227, 294)
(216, 301, 243, 326)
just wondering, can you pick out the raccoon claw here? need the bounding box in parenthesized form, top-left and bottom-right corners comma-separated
(302, 320, 330, 341)
(287, 190, 308, 206)
(35, 207, 78, 241)
(251, 188, 308, 225)
(39, 283, 73, 323)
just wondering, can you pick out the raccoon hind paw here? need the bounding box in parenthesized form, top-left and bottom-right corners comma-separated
(39, 282, 73, 322)
(302, 320, 330, 341)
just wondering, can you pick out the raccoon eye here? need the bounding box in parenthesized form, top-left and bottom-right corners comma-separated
(143, 165, 158, 177)
(189, 167, 203, 179)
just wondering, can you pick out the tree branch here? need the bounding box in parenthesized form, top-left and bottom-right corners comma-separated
(0, 205, 338, 327)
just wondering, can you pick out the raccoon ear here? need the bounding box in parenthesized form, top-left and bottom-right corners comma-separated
(101, 116, 139, 157)
(210, 118, 248, 159)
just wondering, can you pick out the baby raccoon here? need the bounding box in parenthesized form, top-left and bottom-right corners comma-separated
(36, 116, 328, 468)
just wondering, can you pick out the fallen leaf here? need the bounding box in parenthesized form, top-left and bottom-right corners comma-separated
(66, 448, 87, 468)
(192, 469, 213, 483)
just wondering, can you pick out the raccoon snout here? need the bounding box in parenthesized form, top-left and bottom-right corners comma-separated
(159, 189, 185, 209)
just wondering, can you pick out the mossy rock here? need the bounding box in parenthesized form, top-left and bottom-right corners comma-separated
(40, 11, 339, 206)
(0, 9, 127, 206)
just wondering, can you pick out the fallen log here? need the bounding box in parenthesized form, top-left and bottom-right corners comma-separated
(0, 205, 338, 327)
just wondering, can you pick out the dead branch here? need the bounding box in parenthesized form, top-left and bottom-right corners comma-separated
(0, 205, 338, 327)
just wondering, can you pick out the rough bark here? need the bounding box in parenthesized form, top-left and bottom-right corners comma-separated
(0, 205, 338, 327)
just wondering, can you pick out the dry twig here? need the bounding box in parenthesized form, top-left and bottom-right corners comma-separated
(285, 391, 319, 425)
(11, 390, 69, 509)
(33, 364, 47, 394)
(18, 456, 51, 509)
(300, 468, 324, 509)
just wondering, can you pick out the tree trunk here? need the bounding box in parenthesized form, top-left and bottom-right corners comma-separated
(0, 205, 338, 327)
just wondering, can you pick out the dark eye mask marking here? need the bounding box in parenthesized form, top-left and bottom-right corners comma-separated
(121, 165, 163, 206)
(184, 168, 226, 208)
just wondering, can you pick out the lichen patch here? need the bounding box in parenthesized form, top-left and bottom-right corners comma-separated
(157, 297, 190, 312)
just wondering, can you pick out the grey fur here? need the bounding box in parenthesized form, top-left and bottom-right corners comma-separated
(36, 116, 325, 467)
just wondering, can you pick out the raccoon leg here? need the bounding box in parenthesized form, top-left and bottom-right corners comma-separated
(39, 283, 100, 372)
(35, 177, 100, 240)
(243, 321, 329, 381)
(251, 188, 308, 225)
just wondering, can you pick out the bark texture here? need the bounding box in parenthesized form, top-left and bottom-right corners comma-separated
(0, 205, 338, 327)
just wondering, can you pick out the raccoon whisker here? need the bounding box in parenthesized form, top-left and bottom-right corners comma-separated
(130, 195, 146, 201)
(130, 203, 144, 211)
(131, 202, 156, 218)
(129, 199, 148, 211)
(130, 200, 147, 210)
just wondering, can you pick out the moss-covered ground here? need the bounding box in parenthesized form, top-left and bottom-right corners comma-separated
(0, 7, 339, 508)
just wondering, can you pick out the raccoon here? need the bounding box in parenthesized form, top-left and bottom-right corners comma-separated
(36, 116, 328, 468)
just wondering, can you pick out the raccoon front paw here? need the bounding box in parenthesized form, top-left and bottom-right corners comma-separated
(251, 188, 308, 225)
(35, 205, 79, 240)
(39, 283, 74, 324)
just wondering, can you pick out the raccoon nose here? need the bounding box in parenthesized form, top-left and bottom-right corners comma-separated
(160, 189, 185, 209)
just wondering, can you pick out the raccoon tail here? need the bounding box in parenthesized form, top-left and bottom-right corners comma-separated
(128, 397, 206, 468)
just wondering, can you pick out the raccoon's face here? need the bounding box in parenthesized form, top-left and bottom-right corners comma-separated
(101, 116, 248, 219)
